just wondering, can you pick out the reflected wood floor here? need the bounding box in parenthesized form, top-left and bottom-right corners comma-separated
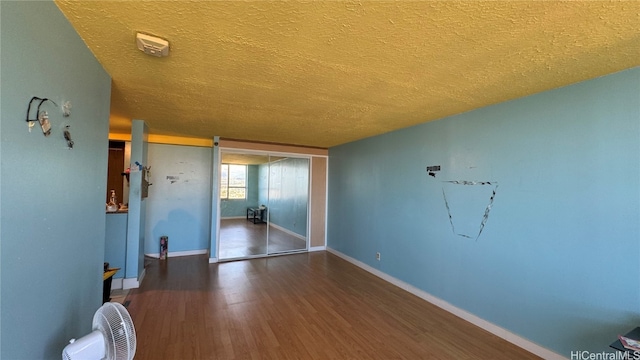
(220, 218, 306, 260)
(126, 252, 540, 359)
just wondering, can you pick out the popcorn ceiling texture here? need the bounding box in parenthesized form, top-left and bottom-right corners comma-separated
(55, 1, 639, 148)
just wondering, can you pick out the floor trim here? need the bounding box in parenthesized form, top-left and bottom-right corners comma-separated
(326, 247, 564, 360)
(111, 277, 123, 290)
(122, 268, 146, 290)
(269, 223, 306, 240)
(145, 249, 208, 258)
(209, 257, 219, 263)
(309, 246, 326, 252)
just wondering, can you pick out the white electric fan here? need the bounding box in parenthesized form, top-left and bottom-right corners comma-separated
(62, 302, 136, 360)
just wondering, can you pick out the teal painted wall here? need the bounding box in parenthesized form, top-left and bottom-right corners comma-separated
(259, 164, 268, 211)
(220, 165, 259, 218)
(105, 213, 128, 279)
(259, 158, 309, 237)
(0, 1, 111, 358)
(145, 143, 212, 254)
(327, 68, 640, 356)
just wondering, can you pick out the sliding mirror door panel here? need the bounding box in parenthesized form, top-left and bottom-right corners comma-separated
(218, 150, 310, 260)
(218, 152, 268, 260)
(266, 156, 309, 254)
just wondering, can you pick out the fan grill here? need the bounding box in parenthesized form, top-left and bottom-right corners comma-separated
(93, 302, 136, 360)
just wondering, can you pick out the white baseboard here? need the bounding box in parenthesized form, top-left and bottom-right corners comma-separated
(138, 267, 146, 285)
(309, 246, 326, 252)
(270, 223, 306, 240)
(209, 257, 218, 263)
(326, 247, 564, 360)
(122, 278, 137, 289)
(221, 216, 246, 220)
(110, 278, 123, 291)
(122, 268, 146, 290)
(145, 249, 208, 258)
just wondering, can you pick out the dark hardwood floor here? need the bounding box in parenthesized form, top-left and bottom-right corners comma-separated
(126, 252, 540, 359)
(219, 218, 306, 260)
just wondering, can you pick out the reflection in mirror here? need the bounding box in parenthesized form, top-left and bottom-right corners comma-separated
(219, 152, 268, 260)
(265, 156, 309, 254)
(218, 151, 309, 261)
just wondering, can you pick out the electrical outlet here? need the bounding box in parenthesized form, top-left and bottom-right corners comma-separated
(376, 252, 381, 261)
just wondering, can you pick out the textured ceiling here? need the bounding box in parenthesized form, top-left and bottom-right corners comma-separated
(54, 1, 639, 148)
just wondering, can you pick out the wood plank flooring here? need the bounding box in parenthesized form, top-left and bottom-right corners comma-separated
(220, 219, 306, 260)
(125, 252, 540, 359)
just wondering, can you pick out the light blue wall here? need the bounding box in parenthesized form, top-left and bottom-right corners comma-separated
(0, 1, 111, 358)
(145, 143, 212, 254)
(328, 68, 640, 357)
(259, 164, 268, 209)
(220, 165, 259, 218)
(105, 213, 128, 279)
(259, 158, 309, 237)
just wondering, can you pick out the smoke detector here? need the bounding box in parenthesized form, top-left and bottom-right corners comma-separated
(136, 33, 169, 57)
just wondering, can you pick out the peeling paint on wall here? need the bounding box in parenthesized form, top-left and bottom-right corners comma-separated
(477, 185, 497, 240)
(440, 180, 498, 241)
(444, 180, 494, 186)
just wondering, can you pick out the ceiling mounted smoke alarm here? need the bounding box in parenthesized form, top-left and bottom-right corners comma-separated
(136, 33, 169, 57)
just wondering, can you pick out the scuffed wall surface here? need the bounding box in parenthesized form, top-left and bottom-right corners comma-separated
(0, 1, 111, 358)
(144, 143, 212, 254)
(328, 68, 640, 356)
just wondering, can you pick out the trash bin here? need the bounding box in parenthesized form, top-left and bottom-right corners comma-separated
(160, 236, 168, 260)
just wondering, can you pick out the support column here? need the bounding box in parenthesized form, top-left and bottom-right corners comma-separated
(124, 119, 148, 288)
(209, 136, 220, 263)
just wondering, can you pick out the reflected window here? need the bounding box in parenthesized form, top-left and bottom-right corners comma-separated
(220, 164, 247, 199)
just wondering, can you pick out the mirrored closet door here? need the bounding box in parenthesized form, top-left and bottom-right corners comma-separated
(218, 150, 309, 261)
(265, 156, 309, 254)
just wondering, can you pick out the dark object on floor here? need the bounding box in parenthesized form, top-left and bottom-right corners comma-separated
(611, 327, 640, 353)
(103, 266, 120, 303)
(246, 207, 267, 224)
(160, 236, 168, 260)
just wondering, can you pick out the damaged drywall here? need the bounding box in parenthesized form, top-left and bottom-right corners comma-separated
(440, 180, 498, 241)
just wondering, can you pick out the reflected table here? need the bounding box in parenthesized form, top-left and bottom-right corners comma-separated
(246, 207, 266, 224)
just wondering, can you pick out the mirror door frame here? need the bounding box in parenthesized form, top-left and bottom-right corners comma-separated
(215, 147, 312, 262)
